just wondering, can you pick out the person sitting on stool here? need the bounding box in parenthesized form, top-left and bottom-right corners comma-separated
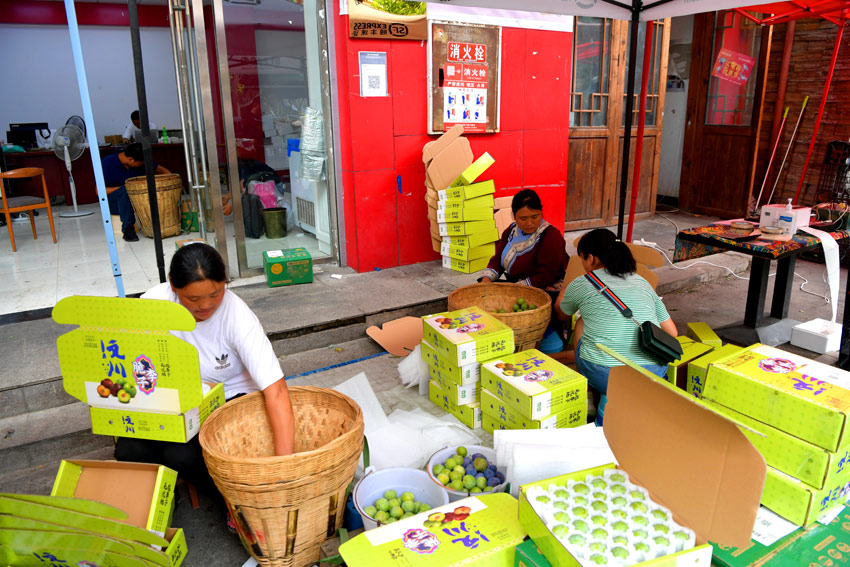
(101, 142, 170, 241)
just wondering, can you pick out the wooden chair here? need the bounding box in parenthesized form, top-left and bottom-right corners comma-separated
(0, 167, 57, 252)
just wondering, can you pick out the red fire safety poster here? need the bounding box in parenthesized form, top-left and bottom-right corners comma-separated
(429, 22, 501, 134)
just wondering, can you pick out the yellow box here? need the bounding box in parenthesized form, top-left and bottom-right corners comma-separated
(53, 296, 226, 443)
(450, 153, 495, 187)
(440, 179, 496, 200)
(428, 380, 481, 429)
(428, 364, 479, 405)
(686, 322, 723, 347)
(438, 218, 497, 237)
(437, 206, 493, 223)
(420, 340, 479, 385)
(436, 194, 494, 211)
(442, 229, 499, 249)
(667, 337, 713, 390)
(762, 466, 850, 526)
(441, 255, 489, 273)
(686, 344, 743, 398)
(480, 389, 585, 431)
(422, 307, 514, 366)
(440, 241, 494, 261)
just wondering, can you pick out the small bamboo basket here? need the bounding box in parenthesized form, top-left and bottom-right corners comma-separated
(124, 173, 183, 238)
(448, 282, 552, 351)
(199, 387, 364, 567)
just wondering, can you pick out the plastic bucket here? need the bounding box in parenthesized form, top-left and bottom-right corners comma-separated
(353, 467, 449, 530)
(426, 445, 507, 502)
(262, 207, 287, 239)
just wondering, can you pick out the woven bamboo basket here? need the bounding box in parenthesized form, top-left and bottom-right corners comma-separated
(448, 282, 552, 351)
(199, 387, 364, 567)
(125, 173, 183, 238)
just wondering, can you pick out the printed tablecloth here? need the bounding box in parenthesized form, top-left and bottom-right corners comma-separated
(674, 225, 850, 262)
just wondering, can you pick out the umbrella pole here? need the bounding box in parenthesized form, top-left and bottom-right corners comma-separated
(618, 2, 642, 240)
(792, 21, 846, 205)
(626, 19, 654, 243)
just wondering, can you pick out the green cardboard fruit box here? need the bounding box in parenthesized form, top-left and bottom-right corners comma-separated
(263, 247, 313, 287)
(712, 506, 850, 567)
(437, 194, 494, 211)
(441, 255, 489, 273)
(761, 466, 850, 526)
(480, 389, 585, 431)
(686, 322, 723, 347)
(667, 337, 714, 390)
(53, 296, 226, 443)
(437, 206, 494, 223)
(450, 153, 495, 187)
(428, 380, 482, 429)
(420, 340, 480, 386)
(0, 493, 186, 567)
(339, 493, 526, 567)
(480, 349, 586, 420)
(687, 344, 744, 398)
(518, 353, 766, 567)
(422, 307, 515, 366)
(52, 460, 177, 537)
(429, 365, 479, 405)
(440, 241, 495, 261)
(440, 179, 496, 200)
(703, 344, 850, 452)
(514, 538, 552, 567)
(438, 218, 497, 237)
(701, 399, 850, 490)
(442, 229, 499, 249)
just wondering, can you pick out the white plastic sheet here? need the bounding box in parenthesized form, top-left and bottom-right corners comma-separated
(800, 226, 840, 326)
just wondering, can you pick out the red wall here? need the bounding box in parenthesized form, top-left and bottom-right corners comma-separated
(333, 4, 572, 272)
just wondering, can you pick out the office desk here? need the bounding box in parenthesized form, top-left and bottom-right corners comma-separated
(3, 143, 189, 207)
(675, 224, 850, 344)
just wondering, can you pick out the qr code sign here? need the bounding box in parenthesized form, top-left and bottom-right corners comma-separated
(367, 75, 381, 90)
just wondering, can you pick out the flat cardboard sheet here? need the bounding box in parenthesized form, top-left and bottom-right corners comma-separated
(366, 316, 423, 356)
(425, 137, 473, 192)
(73, 463, 158, 530)
(422, 124, 465, 164)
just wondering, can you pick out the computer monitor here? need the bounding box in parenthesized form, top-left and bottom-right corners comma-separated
(7, 122, 49, 149)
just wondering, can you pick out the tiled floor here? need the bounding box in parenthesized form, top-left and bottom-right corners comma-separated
(0, 202, 326, 316)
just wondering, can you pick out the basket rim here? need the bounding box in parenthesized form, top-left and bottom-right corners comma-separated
(448, 282, 552, 311)
(199, 386, 363, 465)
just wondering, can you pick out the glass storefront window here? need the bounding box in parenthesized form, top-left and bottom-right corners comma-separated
(704, 10, 762, 126)
(622, 21, 663, 127)
(571, 17, 611, 127)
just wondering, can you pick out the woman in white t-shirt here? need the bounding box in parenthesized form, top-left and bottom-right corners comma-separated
(114, 243, 295, 493)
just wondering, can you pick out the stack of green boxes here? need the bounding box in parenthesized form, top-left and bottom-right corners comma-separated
(422, 306, 515, 429)
(478, 349, 587, 432)
(700, 344, 850, 526)
(439, 153, 499, 273)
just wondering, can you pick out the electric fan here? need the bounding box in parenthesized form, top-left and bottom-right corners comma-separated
(53, 123, 93, 217)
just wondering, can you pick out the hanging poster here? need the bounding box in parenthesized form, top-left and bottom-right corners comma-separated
(711, 48, 756, 86)
(348, 0, 427, 40)
(429, 22, 501, 134)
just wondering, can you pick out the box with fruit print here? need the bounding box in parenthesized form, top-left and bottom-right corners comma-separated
(428, 380, 482, 430)
(420, 340, 480, 386)
(480, 350, 587, 420)
(339, 493, 526, 567)
(480, 389, 585, 432)
(428, 364, 479, 405)
(422, 307, 514, 367)
(53, 296, 225, 443)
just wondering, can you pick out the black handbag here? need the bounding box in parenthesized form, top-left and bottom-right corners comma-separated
(584, 273, 683, 365)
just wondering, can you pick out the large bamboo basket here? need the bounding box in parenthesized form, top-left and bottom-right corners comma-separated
(448, 283, 552, 351)
(125, 173, 183, 238)
(199, 387, 364, 567)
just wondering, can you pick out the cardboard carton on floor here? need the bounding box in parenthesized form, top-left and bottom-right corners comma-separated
(51, 460, 177, 536)
(518, 349, 766, 567)
(428, 380, 482, 429)
(425, 137, 473, 191)
(53, 296, 225, 443)
(450, 153, 495, 187)
(437, 206, 494, 223)
(480, 350, 586, 420)
(437, 194, 495, 211)
(667, 337, 713, 390)
(686, 321, 722, 347)
(703, 344, 850, 451)
(340, 493, 526, 567)
(428, 364, 479, 405)
(263, 248, 313, 287)
(420, 340, 480, 386)
(480, 388, 585, 431)
(438, 218, 497, 237)
(761, 465, 850, 526)
(701, 399, 850, 490)
(422, 307, 514, 366)
(686, 344, 743, 398)
(439, 179, 496, 201)
(442, 228, 500, 249)
(441, 255, 489, 274)
(440, 241, 494, 262)
(0, 493, 186, 567)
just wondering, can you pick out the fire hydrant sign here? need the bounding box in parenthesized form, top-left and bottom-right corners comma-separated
(429, 22, 501, 134)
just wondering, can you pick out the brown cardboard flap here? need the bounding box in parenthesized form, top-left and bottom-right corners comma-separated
(495, 208, 512, 235)
(70, 460, 160, 530)
(494, 196, 513, 210)
(423, 125, 465, 165)
(605, 365, 766, 548)
(366, 317, 423, 356)
(425, 137, 473, 191)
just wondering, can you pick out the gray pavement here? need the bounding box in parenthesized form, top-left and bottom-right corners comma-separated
(1, 210, 847, 565)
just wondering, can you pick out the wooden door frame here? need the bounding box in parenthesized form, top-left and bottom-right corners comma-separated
(680, 12, 772, 216)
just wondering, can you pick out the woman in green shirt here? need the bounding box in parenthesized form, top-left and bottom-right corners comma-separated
(557, 229, 676, 422)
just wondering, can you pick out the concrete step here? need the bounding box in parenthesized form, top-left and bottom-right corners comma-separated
(0, 400, 92, 452)
(0, 428, 113, 479)
(0, 377, 77, 421)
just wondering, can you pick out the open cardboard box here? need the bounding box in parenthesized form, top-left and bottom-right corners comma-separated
(518, 347, 766, 567)
(0, 493, 186, 567)
(53, 296, 225, 443)
(51, 460, 177, 536)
